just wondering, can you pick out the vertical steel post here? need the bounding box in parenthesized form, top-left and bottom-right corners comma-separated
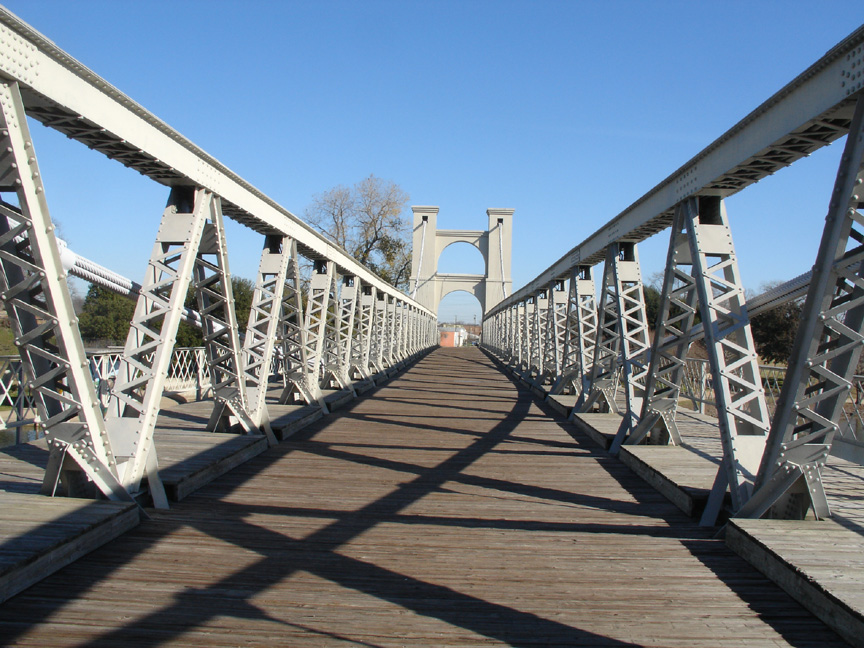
(242, 235, 292, 443)
(0, 81, 131, 503)
(686, 197, 770, 525)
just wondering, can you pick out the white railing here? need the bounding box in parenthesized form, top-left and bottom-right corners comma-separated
(0, 347, 213, 447)
(0, 356, 39, 445)
(679, 358, 864, 464)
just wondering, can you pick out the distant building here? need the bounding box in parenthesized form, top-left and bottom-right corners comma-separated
(439, 325, 468, 347)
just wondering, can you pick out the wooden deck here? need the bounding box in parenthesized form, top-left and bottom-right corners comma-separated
(0, 355, 420, 606)
(549, 386, 864, 647)
(0, 347, 845, 647)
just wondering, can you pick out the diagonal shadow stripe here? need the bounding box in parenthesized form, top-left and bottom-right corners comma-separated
(65, 353, 644, 647)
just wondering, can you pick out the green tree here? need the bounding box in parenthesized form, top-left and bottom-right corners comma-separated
(79, 277, 256, 347)
(306, 175, 411, 289)
(751, 300, 802, 364)
(78, 285, 136, 345)
(176, 276, 255, 347)
(643, 285, 661, 330)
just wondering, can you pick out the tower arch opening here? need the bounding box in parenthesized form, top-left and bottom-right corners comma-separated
(409, 206, 513, 317)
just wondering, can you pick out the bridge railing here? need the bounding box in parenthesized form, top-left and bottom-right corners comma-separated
(482, 23, 864, 524)
(0, 347, 217, 447)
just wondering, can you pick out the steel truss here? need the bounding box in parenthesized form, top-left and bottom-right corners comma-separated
(371, 293, 388, 374)
(332, 276, 359, 394)
(0, 81, 132, 504)
(580, 243, 650, 432)
(739, 95, 864, 521)
(191, 193, 268, 442)
(242, 234, 293, 440)
(278, 244, 322, 409)
(0, 25, 439, 512)
(677, 197, 771, 525)
(351, 285, 376, 381)
(527, 291, 547, 382)
(300, 260, 336, 409)
(520, 299, 534, 377)
(550, 267, 597, 399)
(623, 201, 701, 449)
(533, 282, 567, 388)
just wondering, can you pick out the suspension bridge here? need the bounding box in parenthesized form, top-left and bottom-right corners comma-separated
(0, 7, 862, 647)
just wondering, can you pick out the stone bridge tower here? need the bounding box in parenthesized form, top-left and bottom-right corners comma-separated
(409, 206, 513, 317)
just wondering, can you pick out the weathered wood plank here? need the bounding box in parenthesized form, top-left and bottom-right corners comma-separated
(728, 518, 864, 648)
(0, 493, 139, 604)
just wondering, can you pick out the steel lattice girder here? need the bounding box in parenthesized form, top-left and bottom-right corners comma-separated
(682, 197, 771, 525)
(624, 203, 700, 448)
(0, 81, 132, 504)
(242, 234, 293, 434)
(739, 94, 864, 521)
(550, 267, 597, 398)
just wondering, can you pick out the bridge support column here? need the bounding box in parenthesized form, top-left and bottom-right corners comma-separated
(535, 280, 567, 388)
(0, 81, 132, 504)
(519, 300, 534, 377)
(580, 243, 650, 441)
(242, 235, 293, 442)
(305, 261, 336, 407)
(527, 290, 547, 382)
(683, 197, 770, 526)
(279, 254, 326, 411)
(107, 186, 229, 505)
(351, 285, 375, 380)
(333, 275, 358, 395)
(740, 95, 864, 521)
(193, 195, 268, 443)
(551, 267, 597, 399)
(624, 201, 700, 449)
(372, 293, 388, 374)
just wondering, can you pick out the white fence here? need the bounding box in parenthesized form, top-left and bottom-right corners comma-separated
(0, 347, 213, 446)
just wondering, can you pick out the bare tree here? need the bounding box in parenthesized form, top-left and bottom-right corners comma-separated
(306, 175, 411, 290)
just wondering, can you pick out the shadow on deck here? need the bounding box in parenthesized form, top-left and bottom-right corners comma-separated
(0, 347, 850, 647)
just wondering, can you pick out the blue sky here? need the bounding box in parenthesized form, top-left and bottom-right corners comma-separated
(3, 1, 863, 323)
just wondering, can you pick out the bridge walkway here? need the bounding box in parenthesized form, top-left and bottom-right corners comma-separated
(0, 347, 844, 647)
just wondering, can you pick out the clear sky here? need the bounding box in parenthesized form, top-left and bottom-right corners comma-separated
(2, 1, 863, 323)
